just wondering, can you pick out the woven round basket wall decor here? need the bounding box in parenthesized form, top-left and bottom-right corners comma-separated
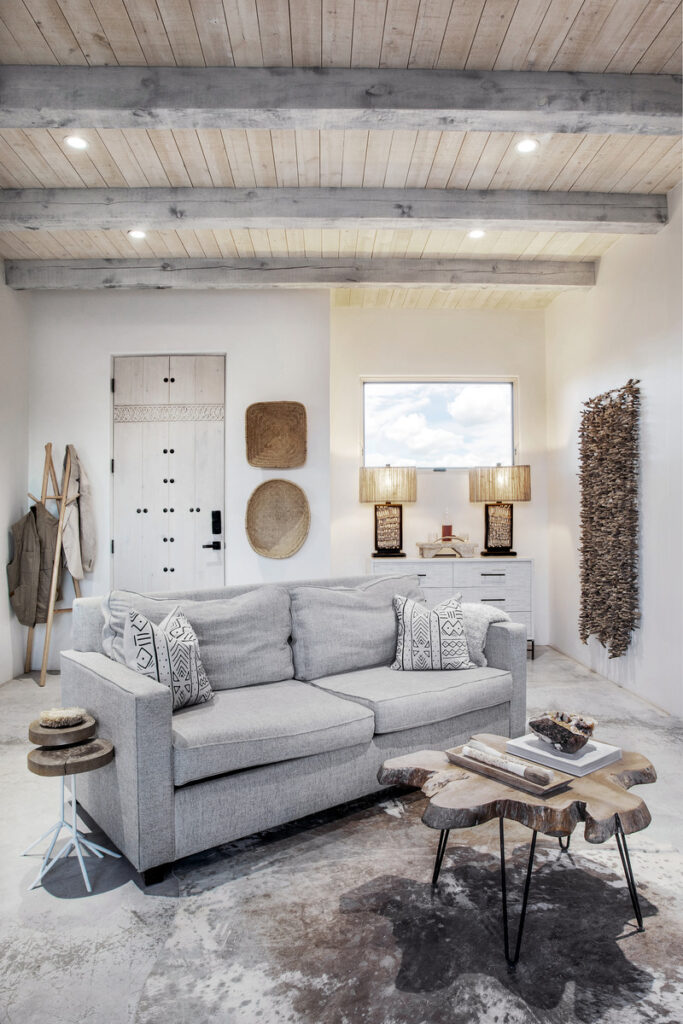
(245, 479, 310, 559)
(246, 402, 307, 468)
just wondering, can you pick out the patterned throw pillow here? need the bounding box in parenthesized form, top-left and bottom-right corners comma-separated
(392, 595, 473, 671)
(123, 606, 213, 710)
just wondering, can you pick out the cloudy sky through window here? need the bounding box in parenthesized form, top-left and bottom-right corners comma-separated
(364, 382, 513, 468)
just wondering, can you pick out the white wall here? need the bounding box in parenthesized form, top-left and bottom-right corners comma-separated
(330, 307, 551, 643)
(26, 289, 331, 665)
(0, 267, 30, 683)
(545, 186, 683, 716)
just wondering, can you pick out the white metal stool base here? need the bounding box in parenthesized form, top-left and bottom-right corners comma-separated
(23, 775, 120, 892)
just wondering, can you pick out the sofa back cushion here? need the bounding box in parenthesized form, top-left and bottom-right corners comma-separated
(102, 587, 293, 689)
(290, 574, 424, 681)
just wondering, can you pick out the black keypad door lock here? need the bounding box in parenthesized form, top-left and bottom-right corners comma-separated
(202, 541, 221, 550)
(212, 510, 222, 535)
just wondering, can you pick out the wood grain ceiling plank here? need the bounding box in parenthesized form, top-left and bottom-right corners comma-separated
(405, 130, 442, 187)
(285, 227, 306, 255)
(88, 0, 146, 64)
(14, 0, 85, 63)
(172, 129, 213, 185)
(0, 21, 30, 63)
(294, 129, 320, 186)
(436, 0, 486, 68)
(303, 227, 322, 256)
(322, 0, 354, 67)
(338, 227, 358, 254)
(548, 134, 608, 190)
(154, 228, 191, 255)
(355, 226, 375, 256)
(0, 129, 64, 186)
(320, 129, 344, 186)
(569, 134, 646, 191)
(271, 129, 299, 186)
(443, 131, 486, 189)
(221, 0, 263, 64)
(383, 130, 418, 187)
(221, 130, 256, 186)
(425, 130, 466, 188)
(44, 128, 107, 186)
(465, 0, 519, 70)
(0, 161, 22, 187)
(212, 228, 239, 255)
(196, 129, 235, 186)
(321, 228, 340, 256)
(550, 0, 619, 71)
(341, 130, 368, 186)
(380, 0, 421, 67)
(565, 0, 650, 72)
(115, 130, 167, 185)
(642, 138, 682, 193)
(408, 0, 452, 68)
(18, 129, 85, 185)
(247, 129, 277, 185)
(194, 228, 222, 256)
(121, 0, 176, 64)
(1, 231, 42, 258)
(35, 230, 73, 257)
(659, 41, 681, 73)
(350, 0, 386, 66)
(249, 227, 271, 253)
(521, 134, 585, 191)
(267, 227, 287, 254)
(154, 0, 205, 65)
(404, 228, 430, 255)
(53, 0, 118, 64)
(9, 229, 59, 257)
(149, 130, 193, 186)
(466, 132, 514, 189)
(493, 0, 551, 70)
(523, 0, 584, 71)
(255, 0, 293, 64)
(59, 129, 130, 186)
(189, 0, 235, 64)
(289, 0, 322, 64)
(633, 3, 682, 72)
(176, 227, 208, 256)
(362, 131, 393, 187)
(606, 0, 680, 71)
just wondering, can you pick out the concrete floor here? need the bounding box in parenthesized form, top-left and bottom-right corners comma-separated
(1, 647, 682, 1023)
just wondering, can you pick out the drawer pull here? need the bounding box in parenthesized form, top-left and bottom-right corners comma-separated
(481, 572, 505, 577)
(417, 573, 427, 578)
(482, 598, 505, 603)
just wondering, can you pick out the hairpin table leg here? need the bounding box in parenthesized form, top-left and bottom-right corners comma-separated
(431, 829, 450, 886)
(614, 814, 644, 931)
(500, 818, 537, 971)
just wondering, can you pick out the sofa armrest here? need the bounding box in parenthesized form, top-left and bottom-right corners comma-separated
(60, 650, 175, 872)
(483, 622, 527, 738)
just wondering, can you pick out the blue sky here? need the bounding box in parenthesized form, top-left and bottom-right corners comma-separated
(364, 382, 513, 468)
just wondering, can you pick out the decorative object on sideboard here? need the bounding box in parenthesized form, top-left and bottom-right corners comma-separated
(359, 466, 417, 558)
(441, 509, 453, 540)
(579, 379, 640, 659)
(468, 464, 531, 556)
(416, 538, 479, 558)
(246, 479, 310, 559)
(528, 711, 596, 754)
(245, 401, 307, 468)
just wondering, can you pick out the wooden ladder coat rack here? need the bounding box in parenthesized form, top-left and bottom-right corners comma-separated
(25, 443, 81, 687)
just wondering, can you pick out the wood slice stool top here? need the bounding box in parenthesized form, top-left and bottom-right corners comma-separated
(28, 714, 97, 748)
(27, 738, 114, 778)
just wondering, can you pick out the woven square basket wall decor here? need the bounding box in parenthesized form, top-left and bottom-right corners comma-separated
(578, 378, 640, 659)
(246, 402, 307, 468)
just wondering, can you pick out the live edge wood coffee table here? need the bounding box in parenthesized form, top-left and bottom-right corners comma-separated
(379, 733, 656, 970)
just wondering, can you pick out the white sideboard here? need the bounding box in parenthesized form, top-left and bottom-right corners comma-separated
(369, 557, 534, 642)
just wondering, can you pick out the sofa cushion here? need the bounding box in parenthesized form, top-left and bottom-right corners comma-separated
(123, 606, 213, 710)
(102, 587, 293, 689)
(290, 574, 425, 681)
(392, 594, 473, 671)
(171, 679, 375, 786)
(311, 664, 512, 735)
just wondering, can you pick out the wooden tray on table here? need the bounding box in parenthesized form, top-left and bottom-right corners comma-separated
(446, 743, 573, 797)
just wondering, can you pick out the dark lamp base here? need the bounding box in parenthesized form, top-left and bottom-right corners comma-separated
(373, 550, 406, 558)
(481, 549, 517, 557)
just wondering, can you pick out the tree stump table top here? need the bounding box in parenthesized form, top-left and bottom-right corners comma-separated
(27, 738, 114, 778)
(28, 714, 96, 748)
(379, 733, 656, 844)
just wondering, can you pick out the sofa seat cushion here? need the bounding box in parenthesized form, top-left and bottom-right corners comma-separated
(310, 665, 512, 735)
(171, 680, 375, 786)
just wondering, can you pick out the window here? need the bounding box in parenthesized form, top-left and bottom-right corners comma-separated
(363, 380, 515, 469)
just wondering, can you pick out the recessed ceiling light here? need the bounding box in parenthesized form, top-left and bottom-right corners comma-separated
(468, 229, 485, 239)
(516, 138, 539, 154)
(65, 135, 88, 150)
(128, 229, 147, 240)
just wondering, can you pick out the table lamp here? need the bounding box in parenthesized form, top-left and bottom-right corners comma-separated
(359, 466, 417, 558)
(468, 465, 531, 556)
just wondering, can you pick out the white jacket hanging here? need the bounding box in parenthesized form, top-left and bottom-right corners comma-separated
(61, 445, 96, 579)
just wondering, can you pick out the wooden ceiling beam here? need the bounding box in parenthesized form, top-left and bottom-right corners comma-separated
(0, 187, 667, 234)
(0, 66, 680, 135)
(4, 257, 596, 291)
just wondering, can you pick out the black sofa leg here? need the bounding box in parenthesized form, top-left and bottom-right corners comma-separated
(143, 864, 170, 886)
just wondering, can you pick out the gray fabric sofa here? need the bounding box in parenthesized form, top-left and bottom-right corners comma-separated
(60, 574, 527, 880)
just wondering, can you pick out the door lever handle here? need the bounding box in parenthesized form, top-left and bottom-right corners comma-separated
(202, 541, 221, 550)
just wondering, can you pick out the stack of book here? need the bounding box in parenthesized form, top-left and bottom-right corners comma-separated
(506, 734, 621, 777)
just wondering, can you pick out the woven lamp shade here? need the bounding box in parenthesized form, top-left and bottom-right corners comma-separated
(359, 466, 417, 503)
(469, 465, 531, 503)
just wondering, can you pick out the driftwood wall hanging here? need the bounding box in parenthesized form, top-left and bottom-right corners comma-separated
(578, 379, 641, 659)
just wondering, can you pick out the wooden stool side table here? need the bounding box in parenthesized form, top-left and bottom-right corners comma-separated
(23, 718, 121, 893)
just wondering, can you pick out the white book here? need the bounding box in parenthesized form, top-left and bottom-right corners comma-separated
(506, 733, 622, 777)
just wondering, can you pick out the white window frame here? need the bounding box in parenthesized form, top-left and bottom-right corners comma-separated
(360, 375, 520, 471)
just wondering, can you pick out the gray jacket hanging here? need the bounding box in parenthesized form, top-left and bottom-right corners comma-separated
(6, 503, 63, 626)
(61, 445, 96, 579)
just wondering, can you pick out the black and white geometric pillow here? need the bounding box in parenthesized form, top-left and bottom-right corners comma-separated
(123, 606, 213, 710)
(392, 594, 473, 671)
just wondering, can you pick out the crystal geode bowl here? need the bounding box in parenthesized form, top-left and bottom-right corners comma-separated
(528, 711, 596, 754)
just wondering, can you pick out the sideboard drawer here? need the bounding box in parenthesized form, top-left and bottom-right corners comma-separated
(464, 587, 530, 614)
(453, 561, 531, 589)
(370, 561, 452, 587)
